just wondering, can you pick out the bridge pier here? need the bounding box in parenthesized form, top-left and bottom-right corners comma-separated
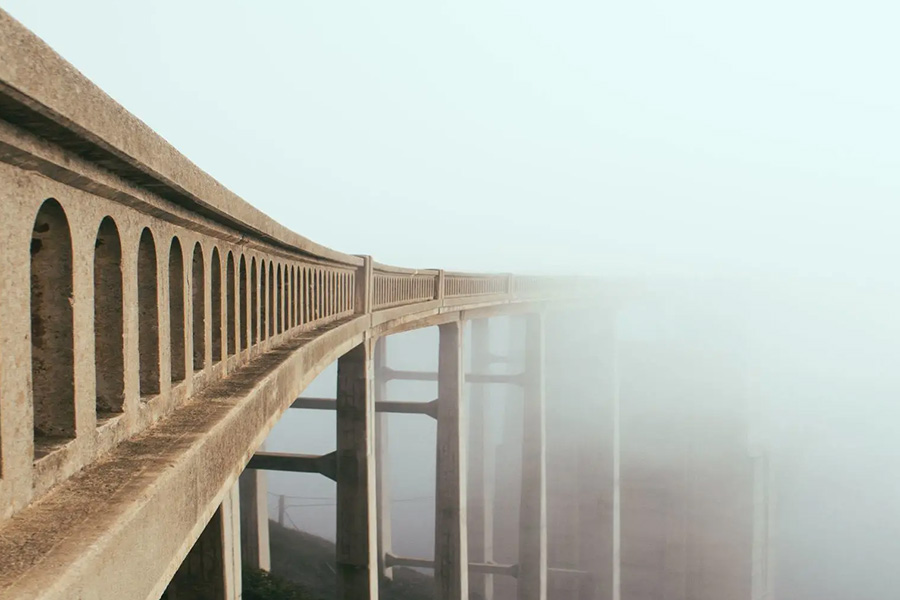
(374, 337, 394, 583)
(435, 320, 469, 600)
(165, 484, 242, 600)
(518, 312, 548, 600)
(468, 318, 496, 600)
(238, 466, 271, 572)
(335, 341, 379, 599)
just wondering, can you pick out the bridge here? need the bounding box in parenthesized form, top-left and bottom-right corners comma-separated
(0, 10, 634, 600)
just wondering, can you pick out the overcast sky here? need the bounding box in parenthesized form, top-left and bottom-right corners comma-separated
(3, 1, 898, 280)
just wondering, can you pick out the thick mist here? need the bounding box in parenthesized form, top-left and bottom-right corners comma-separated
(4, 1, 898, 598)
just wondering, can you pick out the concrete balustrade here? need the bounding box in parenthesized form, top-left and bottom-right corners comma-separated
(0, 9, 610, 600)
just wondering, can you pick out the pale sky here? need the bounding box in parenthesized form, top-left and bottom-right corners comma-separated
(3, 1, 898, 280)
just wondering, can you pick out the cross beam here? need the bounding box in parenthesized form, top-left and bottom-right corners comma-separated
(384, 554, 518, 578)
(381, 368, 525, 386)
(383, 554, 591, 580)
(292, 397, 439, 419)
(246, 451, 337, 482)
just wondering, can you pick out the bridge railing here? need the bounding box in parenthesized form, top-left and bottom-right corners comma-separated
(371, 263, 439, 310)
(443, 272, 511, 297)
(0, 8, 597, 527)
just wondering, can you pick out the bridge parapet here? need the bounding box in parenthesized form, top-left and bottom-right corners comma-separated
(0, 7, 599, 534)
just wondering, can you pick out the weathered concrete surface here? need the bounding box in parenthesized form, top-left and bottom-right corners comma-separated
(239, 468, 271, 572)
(0, 316, 367, 600)
(335, 341, 379, 599)
(434, 321, 469, 600)
(0, 10, 363, 265)
(468, 319, 496, 600)
(0, 303, 565, 600)
(0, 9, 600, 600)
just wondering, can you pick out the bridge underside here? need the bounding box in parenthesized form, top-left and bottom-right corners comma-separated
(0, 303, 550, 600)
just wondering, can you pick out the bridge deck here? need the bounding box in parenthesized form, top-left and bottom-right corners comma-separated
(0, 8, 606, 600)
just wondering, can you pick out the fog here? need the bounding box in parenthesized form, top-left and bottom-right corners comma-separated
(4, 1, 900, 598)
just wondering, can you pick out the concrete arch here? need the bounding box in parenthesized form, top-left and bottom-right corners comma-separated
(267, 262, 274, 338)
(210, 247, 222, 364)
(260, 260, 268, 342)
(239, 255, 248, 353)
(137, 228, 160, 398)
(94, 216, 124, 418)
(288, 265, 297, 327)
(226, 252, 236, 357)
(276, 264, 283, 335)
(30, 198, 75, 453)
(191, 243, 205, 372)
(169, 237, 186, 384)
(250, 257, 258, 345)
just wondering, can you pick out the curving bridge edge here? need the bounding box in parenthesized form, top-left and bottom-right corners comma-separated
(0, 9, 604, 600)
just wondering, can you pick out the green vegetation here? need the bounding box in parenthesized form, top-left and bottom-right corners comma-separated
(243, 520, 434, 600)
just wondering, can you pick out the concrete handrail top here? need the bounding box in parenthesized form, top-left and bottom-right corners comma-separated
(0, 9, 362, 267)
(370, 262, 441, 276)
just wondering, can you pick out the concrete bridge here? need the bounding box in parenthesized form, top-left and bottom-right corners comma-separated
(0, 11, 623, 600)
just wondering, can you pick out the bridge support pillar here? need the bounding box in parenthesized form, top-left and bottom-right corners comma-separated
(469, 318, 495, 600)
(578, 310, 620, 600)
(518, 312, 547, 600)
(239, 466, 271, 571)
(374, 337, 394, 582)
(335, 341, 379, 599)
(166, 483, 242, 600)
(435, 320, 469, 600)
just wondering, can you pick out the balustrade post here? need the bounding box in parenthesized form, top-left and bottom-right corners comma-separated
(356, 255, 373, 315)
(436, 269, 446, 301)
(435, 320, 468, 600)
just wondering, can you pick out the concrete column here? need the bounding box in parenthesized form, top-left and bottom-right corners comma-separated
(435, 320, 469, 600)
(239, 467, 271, 571)
(335, 341, 379, 599)
(494, 316, 526, 600)
(166, 484, 242, 600)
(374, 337, 394, 581)
(576, 310, 619, 600)
(469, 318, 495, 600)
(518, 312, 547, 600)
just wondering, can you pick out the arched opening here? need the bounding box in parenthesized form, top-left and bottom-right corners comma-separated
(94, 216, 124, 420)
(330, 271, 336, 315)
(268, 262, 275, 337)
(191, 243, 205, 371)
(290, 266, 296, 329)
(276, 264, 283, 334)
(316, 269, 325, 319)
(138, 228, 160, 397)
(294, 266, 303, 326)
(211, 248, 222, 363)
(240, 256, 248, 351)
(301, 268, 308, 324)
(251, 258, 258, 344)
(31, 199, 75, 453)
(169, 238, 186, 384)
(226, 252, 236, 356)
(260, 260, 268, 341)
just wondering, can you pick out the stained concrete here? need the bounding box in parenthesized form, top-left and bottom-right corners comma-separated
(0, 9, 594, 600)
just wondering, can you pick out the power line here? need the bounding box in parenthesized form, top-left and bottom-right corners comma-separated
(273, 494, 435, 510)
